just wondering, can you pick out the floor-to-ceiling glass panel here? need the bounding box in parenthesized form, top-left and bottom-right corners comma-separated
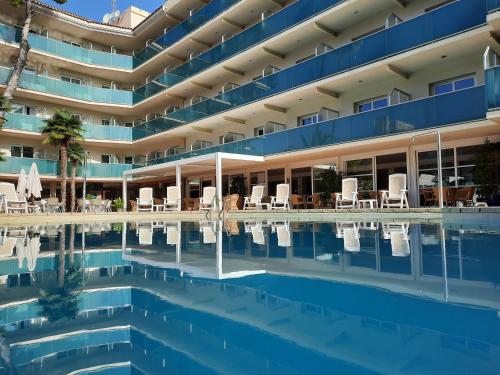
(267, 168, 285, 197)
(291, 167, 312, 195)
(375, 153, 407, 190)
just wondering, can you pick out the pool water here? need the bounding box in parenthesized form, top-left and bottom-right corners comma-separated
(0, 219, 499, 374)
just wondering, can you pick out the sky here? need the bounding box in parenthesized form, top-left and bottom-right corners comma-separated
(54, 0, 165, 22)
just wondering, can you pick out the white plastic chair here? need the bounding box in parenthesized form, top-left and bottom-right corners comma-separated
(199, 187, 216, 211)
(137, 188, 154, 212)
(335, 178, 358, 209)
(271, 184, 290, 210)
(380, 174, 409, 208)
(0, 182, 28, 213)
(243, 185, 264, 210)
(164, 186, 181, 211)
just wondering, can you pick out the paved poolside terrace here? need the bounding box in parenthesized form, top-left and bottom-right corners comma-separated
(0, 207, 498, 228)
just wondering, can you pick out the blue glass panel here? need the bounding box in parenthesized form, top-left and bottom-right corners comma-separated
(455, 77, 475, 90)
(434, 83, 454, 95)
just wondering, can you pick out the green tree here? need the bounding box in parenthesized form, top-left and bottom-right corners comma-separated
(1, 1, 67, 117)
(41, 109, 84, 212)
(68, 143, 85, 213)
(0, 95, 10, 162)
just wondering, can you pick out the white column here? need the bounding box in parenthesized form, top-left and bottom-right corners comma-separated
(216, 220, 223, 279)
(122, 175, 128, 211)
(215, 153, 222, 210)
(176, 221, 181, 264)
(121, 221, 127, 252)
(176, 164, 182, 211)
(407, 146, 418, 207)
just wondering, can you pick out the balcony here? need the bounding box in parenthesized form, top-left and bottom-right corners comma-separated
(0, 66, 133, 105)
(133, 0, 345, 102)
(133, 0, 241, 67)
(134, 0, 487, 138)
(145, 86, 486, 166)
(3, 113, 133, 142)
(0, 0, 242, 70)
(0, 157, 133, 178)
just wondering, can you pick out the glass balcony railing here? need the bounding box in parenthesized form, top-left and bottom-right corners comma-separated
(135, 0, 486, 138)
(145, 86, 486, 166)
(0, 157, 133, 178)
(0, 22, 133, 69)
(485, 65, 500, 109)
(0, 66, 133, 105)
(3, 113, 133, 141)
(133, 0, 241, 67)
(0, 156, 59, 175)
(133, 0, 345, 102)
(0, 0, 243, 69)
(487, 0, 500, 12)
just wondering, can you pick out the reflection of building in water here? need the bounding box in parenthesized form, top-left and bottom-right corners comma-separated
(0, 221, 499, 374)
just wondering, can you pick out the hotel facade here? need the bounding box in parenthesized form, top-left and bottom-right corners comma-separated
(0, 0, 499, 207)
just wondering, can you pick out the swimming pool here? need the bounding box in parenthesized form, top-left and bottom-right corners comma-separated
(0, 219, 499, 374)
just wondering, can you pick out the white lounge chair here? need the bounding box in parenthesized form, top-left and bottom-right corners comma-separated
(380, 173, 409, 208)
(0, 182, 28, 213)
(137, 188, 154, 212)
(335, 178, 358, 209)
(199, 187, 216, 211)
(271, 184, 290, 210)
(164, 186, 181, 211)
(243, 185, 264, 210)
(276, 223, 291, 247)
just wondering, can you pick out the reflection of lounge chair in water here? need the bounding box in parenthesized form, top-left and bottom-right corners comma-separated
(336, 222, 360, 252)
(276, 223, 291, 247)
(166, 223, 179, 246)
(16, 236, 40, 272)
(251, 224, 265, 245)
(383, 223, 410, 257)
(0, 230, 16, 258)
(199, 222, 216, 244)
(137, 224, 153, 245)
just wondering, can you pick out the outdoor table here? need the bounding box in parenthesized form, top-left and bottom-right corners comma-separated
(358, 199, 378, 209)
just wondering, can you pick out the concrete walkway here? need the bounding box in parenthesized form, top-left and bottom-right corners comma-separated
(0, 207, 496, 226)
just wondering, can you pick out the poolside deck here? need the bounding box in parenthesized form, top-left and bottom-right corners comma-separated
(0, 207, 497, 226)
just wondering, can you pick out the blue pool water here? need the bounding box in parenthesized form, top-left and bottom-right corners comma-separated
(0, 219, 499, 374)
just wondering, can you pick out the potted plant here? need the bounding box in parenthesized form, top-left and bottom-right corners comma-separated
(473, 139, 500, 206)
(112, 197, 125, 212)
(315, 165, 343, 204)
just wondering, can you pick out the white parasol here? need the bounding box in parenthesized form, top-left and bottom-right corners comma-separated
(16, 169, 27, 197)
(26, 162, 43, 199)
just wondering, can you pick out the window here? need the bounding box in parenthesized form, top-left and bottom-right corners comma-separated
(254, 127, 265, 136)
(124, 122, 134, 128)
(11, 145, 34, 158)
(267, 168, 285, 196)
(298, 113, 320, 126)
(61, 75, 81, 85)
(101, 154, 111, 164)
(345, 158, 373, 190)
(62, 40, 82, 48)
(12, 104, 36, 116)
(23, 66, 37, 75)
(250, 171, 265, 192)
(431, 74, 475, 96)
(101, 84, 111, 89)
(355, 96, 388, 113)
(101, 119, 111, 126)
(124, 156, 134, 164)
(375, 153, 407, 191)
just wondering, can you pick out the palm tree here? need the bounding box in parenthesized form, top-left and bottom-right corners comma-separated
(68, 143, 85, 212)
(0, 95, 10, 162)
(41, 109, 84, 212)
(1, 1, 67, 117)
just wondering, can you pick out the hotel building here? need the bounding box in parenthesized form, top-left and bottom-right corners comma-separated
(0, 0, 499, 207)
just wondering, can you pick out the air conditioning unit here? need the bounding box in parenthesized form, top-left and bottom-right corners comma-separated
(190, 96, 207, 105)
(221, 32, 233, 43)
(165, 105, 181, 114)
(191, 140, 213, 151)
(166, 146, 184, 156)
(261, 10, 273, 20)
(315, 42, 333, 56)
(221, 82, 239, 93)
(262, 65, 280, 77)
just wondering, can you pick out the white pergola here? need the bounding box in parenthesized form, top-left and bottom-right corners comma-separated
(122, 152, 264, 210)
